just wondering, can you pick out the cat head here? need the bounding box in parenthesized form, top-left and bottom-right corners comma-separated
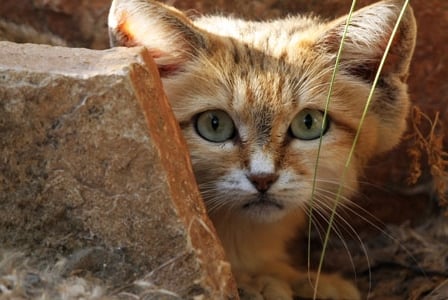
(108, 0, 416, 223)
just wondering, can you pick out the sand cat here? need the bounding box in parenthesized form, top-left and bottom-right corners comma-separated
(108, 0, 416, 298)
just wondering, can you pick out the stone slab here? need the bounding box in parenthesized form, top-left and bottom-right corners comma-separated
(0, 41, 237, 299)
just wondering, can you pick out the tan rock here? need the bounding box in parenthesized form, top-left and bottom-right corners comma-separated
(0, 41, 237, 299)
(0, 0, 110, 49)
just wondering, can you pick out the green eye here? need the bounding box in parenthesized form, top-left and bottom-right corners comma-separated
(290, 109, 329, 140)
(195, 110, 235, 142)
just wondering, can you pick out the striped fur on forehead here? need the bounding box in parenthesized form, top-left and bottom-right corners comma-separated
(225, 53, 300, 143)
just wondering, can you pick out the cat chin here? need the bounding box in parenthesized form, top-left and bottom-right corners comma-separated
(238, 207, 291, 223)
(238, 199, 292, 223)
(207, 193, 300, 223)
(242, 194, 284, 210)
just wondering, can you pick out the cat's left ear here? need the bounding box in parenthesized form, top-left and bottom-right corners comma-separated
(108, 0, 208, 77)
(317, 0, 416, 81)
(317, 0, 417, 153)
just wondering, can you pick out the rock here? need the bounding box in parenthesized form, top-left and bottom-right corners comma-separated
(0, 41, 237, 299)
(0, 0, 110, 49)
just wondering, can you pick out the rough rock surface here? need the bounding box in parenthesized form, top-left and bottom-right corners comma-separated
(0, 41, 237, 299)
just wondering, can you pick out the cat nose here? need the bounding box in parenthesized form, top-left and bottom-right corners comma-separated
(247, 173, 279, 193)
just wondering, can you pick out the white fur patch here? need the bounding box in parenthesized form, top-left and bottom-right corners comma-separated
(249, 150, 275, 174)
(218, 169, 254, 192)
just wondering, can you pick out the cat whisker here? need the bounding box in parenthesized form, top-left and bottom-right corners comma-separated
(312, 189, 427, 294)
(308, 194, 370, 287)
(355, 179, 390, 191)
(300, 206, 327, 245)
(303, 198, 360, 286)
(199, 184, 256, 216)
(329, 198, 427, 273)
(312, 187, 386, 229)
(312, 178, 360, 192)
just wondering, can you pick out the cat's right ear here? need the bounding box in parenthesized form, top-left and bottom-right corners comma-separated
(316, 0, 416, 80)
(314, 0, 416, 153)
(108, 0, 208, 77)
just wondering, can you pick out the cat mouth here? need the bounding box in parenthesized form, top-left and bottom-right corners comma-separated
(242, 195, 284, 210)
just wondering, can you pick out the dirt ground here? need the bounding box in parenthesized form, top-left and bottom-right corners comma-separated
(304, 214, 448, 299)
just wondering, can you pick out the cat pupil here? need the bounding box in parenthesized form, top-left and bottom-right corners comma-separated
(304, 114, 313, 129)
(211, 115, 219, 131)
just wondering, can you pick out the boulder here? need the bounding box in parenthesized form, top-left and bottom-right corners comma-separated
(0, 41, 237, 299)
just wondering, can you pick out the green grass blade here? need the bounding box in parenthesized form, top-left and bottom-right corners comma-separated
(313, 1, 411, 299)
(308, 0, 357, 296)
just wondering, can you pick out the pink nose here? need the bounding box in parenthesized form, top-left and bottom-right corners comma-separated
(247, 173, 279, 193)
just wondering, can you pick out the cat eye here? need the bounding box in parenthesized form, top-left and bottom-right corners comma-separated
(289, 109, 329, 140)
(195, 110, 236, 142)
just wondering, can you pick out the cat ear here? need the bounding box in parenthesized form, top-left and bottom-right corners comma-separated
(317, 0, 416, 82)
(317, 0, 416, 153)
(108, 0, 208, 77)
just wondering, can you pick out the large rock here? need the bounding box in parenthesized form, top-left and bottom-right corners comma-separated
(0, 41, 237, 299)
(0, 0, 110, 48)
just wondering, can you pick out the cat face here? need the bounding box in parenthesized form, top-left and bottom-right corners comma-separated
(162, 46, 364, 223)
(108, 0, 416, 223)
